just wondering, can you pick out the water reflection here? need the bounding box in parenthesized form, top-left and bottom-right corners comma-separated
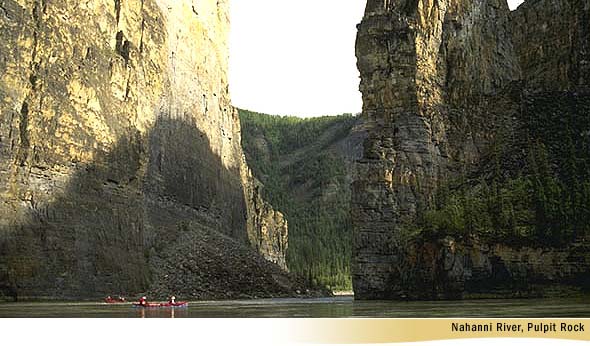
(0, 296, 589, 318)
(137, 307, 189, 318)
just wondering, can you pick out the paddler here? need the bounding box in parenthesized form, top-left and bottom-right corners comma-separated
(169, 295, 176, 304)
(139, 296, 147, 306)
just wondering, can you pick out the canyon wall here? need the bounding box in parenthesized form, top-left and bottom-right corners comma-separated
(353, 0, 590, 299)
(0, 0, 287, 299)
(511, 0, 589, 92)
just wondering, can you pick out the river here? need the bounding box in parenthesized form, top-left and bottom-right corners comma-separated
(1, 296, 589, 318)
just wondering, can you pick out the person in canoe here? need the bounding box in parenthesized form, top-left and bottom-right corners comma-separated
(105, 295, 127, 303)
(169, 296, 176, 304)
(138, 296, 148, 306)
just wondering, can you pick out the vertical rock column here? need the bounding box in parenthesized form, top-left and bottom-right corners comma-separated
(352, 0, 518, 299)
(353, 0, 439, 299)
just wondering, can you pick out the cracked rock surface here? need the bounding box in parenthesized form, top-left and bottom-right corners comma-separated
(353, 0, 590, 300)
(0, 0, 290, 300)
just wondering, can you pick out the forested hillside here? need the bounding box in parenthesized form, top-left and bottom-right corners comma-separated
(240, 91, 590, 293)
(418, 92, 590, 246)
(239, 110, 365, 290)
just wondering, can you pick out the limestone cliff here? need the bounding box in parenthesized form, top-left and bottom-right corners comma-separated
(242, 169, 289, 271)
(353, 0, 590, 299)
(0, 0, 288, 299)
(511, 0, 590, 92)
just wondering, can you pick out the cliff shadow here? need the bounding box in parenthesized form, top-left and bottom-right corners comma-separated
(0, 114, 251, 300)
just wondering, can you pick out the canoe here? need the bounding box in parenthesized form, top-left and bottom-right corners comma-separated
(133, 301, 188, 308)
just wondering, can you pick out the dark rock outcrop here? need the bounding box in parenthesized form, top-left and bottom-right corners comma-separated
(353, 0, 590, 299)
(511, 0, 590, 92)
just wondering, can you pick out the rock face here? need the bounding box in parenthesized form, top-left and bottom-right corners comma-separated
(242, 170, 289, 271)
(397, 236, 590, 299)
(353, 0, 590, 299)
(0, 0, 287, 299)
(511, 0, 590, 92)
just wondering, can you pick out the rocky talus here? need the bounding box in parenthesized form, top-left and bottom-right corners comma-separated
(353, 0, 590, 299)
(0, 0, 289, 300)
(148, 222, 325, 300)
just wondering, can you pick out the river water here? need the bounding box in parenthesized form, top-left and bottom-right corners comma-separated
(1, 296, 590, 318)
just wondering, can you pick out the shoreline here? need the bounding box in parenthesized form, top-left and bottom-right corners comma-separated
(3, 291, 590, 304)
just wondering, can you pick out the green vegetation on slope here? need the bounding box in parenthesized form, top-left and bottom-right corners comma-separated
(239, 109, 359, 290)
(416, 92, 590, 246)
(240, 92, 590, 290)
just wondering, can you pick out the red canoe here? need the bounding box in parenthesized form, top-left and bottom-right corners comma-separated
(133, 301, 188, 308)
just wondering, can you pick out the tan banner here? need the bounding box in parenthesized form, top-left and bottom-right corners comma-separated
(294, 319, 590, 344)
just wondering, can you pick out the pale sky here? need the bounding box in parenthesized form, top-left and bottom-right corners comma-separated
(229, 0, 526, 118)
